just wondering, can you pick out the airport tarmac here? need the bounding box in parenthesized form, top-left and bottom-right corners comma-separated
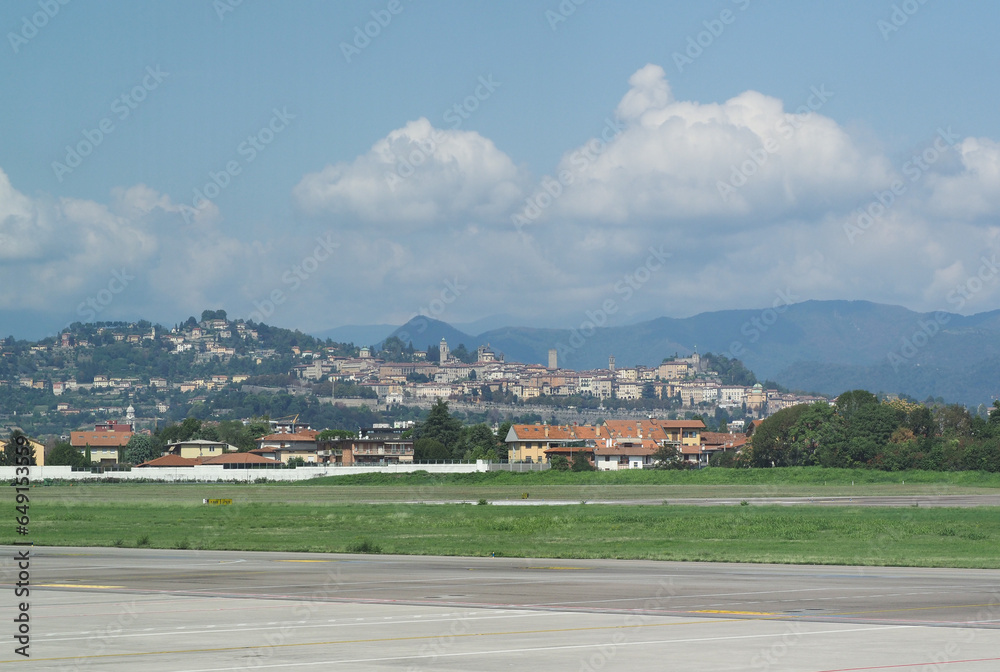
(2, 547, 1000, 671)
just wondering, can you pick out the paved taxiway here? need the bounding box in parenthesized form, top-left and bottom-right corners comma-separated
(2, 547, 999, 671)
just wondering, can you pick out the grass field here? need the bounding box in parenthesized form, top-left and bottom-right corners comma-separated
(13, 500, 1000, 568)
(11, 469, 1000, 568)
(23, 467, 1000, 505)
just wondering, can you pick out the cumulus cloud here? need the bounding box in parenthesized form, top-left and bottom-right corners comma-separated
(541, 64, 895, 224)
(292, 118, 528, 225)
(0, 172, 252, 322)
(924, 137, 1000, 220)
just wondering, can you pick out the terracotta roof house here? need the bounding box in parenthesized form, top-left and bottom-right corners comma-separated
(202, 452, 280, 466)
(136, 455, 203, 468)
(505, 424, 606, 463)
(256, 432, 320, 464)
(70, 428, 134, 465)
(593, 438, 660, 470)
(163, 439, 239, 459)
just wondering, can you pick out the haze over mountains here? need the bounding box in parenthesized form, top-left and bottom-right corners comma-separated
(325, 300, 1000, 407)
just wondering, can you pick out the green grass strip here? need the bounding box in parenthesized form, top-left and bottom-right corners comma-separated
(12, 501, 1000, 568)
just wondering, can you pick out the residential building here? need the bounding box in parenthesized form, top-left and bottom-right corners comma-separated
(71, 424, 134, 465)
(163, 439, 239, 459)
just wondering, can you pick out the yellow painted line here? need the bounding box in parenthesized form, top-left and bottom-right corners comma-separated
(524, 566, 591, 570)
(825, 602, 998, 617)
(38, 583, 124, 589)
(694, 609, 775, 615)
(0, 617, 728, 664)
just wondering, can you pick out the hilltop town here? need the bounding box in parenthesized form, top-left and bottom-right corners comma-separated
(0, 310, 829, 460)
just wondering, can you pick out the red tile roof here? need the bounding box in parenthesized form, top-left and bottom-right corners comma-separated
(701, 432, 748, 450)
(258, 432, 319, 443)
(70, 430, 133, 447)
(136, 455, 202, 467)
(593, 439, 659, 456)
(202, 452, 280, 465)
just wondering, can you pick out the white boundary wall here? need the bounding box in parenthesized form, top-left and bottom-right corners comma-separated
(0, 462, 488, 482)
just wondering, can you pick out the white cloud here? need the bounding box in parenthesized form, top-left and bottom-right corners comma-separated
(0, 172, 252, 322)
(292, 118, 528, 225)
(925, 137, 1000, 220)
(544, 64, 894, 224)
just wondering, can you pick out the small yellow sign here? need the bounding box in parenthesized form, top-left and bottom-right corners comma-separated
(204, 498, 233, 505)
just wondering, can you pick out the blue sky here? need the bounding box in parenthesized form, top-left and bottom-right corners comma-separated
(2, 0, 1000, 339)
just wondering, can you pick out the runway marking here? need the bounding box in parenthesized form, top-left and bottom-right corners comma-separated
(28, 611, 544, 642)
(6, 622, 917, 669)
(37, 583, 123, 589)
(524, 566, 591, 570)
(0, 617, 719, 663)
(275, 560, 336, 563)
(815, 657, 1000, 671)
(694, 610, 776, 615)
(825, 602, 1000, 618)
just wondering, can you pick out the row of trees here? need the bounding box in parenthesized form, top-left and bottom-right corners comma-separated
(409, 400, 510, 461)
(740, 390, 1000, 471)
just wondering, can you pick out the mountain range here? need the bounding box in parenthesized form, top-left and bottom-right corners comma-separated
(326, 300, 999, 406)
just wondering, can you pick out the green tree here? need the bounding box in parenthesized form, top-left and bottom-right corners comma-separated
(122, 435, 159, 465)
(450, 344, 476, 364)
(937, 404, 972, 438)
(549, 455, 569, 471)
(414, 438, 450, 461)
(785, 402, 841, 466)
(747, 404, 810, 467)
(571, 451, 595, 471)
(415, 400, 464, 457)
(48, 442, 88, 468)
(651, 443, 685, 469)
(835, 390, 879, 421)
(701, 353, 757, 386)
(906, 406, 937, 438)
(2, 430, 35, 466)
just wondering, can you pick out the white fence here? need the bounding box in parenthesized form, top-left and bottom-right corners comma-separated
(0, 461, 490, 483)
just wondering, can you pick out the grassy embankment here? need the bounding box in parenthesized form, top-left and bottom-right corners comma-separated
(26, 467, 1000, 504)
(6, 468, 1000, 567)
(12, 500, 1000, 568)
